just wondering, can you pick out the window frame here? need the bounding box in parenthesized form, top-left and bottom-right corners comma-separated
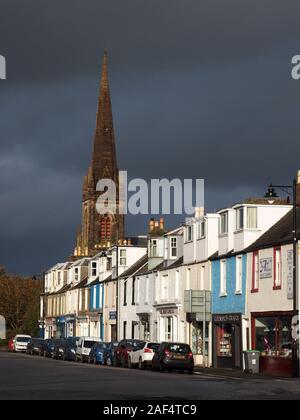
(220, 260, 227, 296)
(170, 237, 177, 257)
(219, 212, 228, 236)
(273, 246, 282, 290)
(235, 256, 243, 294)
(251, 251, 259, 293)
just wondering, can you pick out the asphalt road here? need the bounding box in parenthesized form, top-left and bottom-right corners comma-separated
(1, 352, 300, 400)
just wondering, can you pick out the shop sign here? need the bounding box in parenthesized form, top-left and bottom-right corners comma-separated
(109, 311, 117, 320)
(56, 316, 66, 324)
(259, 257, 272, 279)
(159, 308, 177, 315)
(287, 249, 294, 300)
(212, 314, 241, 324)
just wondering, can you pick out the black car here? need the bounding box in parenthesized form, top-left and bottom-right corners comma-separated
(60, 337, 79, 361)
(42, 339, 56, 358)
(26, 338, 44, 356)
(151, 342, 194, 374)
(52, 339, 67, 360)
(103, 341, 119, 366)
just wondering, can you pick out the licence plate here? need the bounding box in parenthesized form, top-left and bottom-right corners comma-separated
(173, 355, 185, 360)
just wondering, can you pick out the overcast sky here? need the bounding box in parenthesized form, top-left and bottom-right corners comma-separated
(1, 1, 300, 275)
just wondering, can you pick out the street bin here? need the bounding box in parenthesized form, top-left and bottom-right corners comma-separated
(243, 350, 260, 374)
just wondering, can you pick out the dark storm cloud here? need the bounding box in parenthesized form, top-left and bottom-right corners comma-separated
(1, 0, 300, 274)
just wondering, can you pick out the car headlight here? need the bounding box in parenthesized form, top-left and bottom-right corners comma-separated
(71, 349, 75, 353)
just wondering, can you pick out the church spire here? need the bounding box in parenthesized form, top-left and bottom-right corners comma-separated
(92, 50, 118, 185)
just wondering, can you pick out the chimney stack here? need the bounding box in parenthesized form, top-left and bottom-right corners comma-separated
(159, 217, 164, 231)
(195, 207, 205, 219)
(149, 219, 155, 232)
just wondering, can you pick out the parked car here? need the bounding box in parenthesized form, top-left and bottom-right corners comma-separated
(42, 339, 56, 358)
(151, 342, 194, 374)
(113, 339, 145, 368)
(52, 339, 67, 360)
(26, 338, 44, 356)
(14, 335, 31, 353)
(61, 337, 80, 361)
(75, 337, 101, 363)
(88, 342, 108, 365)
(103, 341, 119, 366)
(128, 341, 159, 369)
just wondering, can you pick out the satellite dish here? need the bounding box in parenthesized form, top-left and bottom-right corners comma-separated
(0, 316, 6, 340)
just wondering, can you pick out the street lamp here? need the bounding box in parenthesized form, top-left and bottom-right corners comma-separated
(265, 179, 298, 377)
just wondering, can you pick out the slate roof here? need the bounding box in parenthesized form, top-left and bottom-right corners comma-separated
(245, 208, 300, 253)
(119, 254, 148, 278)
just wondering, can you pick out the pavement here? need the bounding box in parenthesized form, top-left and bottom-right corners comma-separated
(1, 352, 300, 400)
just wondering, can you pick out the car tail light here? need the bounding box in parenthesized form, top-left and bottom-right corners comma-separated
(188, 352, 193, 358)
(144, 348, 152, 353)
(164, 350, 171, 358)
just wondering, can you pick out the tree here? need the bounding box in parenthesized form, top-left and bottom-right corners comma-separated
(0, 269, 42, 337)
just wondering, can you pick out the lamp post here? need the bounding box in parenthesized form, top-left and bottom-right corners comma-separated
(264, 179, 298, 377)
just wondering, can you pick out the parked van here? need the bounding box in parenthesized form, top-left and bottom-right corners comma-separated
(14, 335, 31, 352)
(75, 337, 101, 363)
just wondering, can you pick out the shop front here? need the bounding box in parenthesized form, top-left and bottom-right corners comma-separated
(251, 311, 294, 377)
(213, 313, 242, 369)
(56, 316, 66, 338)
(156, 306, 182, 343)
(137, 313, 151, 341)
(65, 315, 76, 338)
(45, 317, 56, 338)
(89, 312, 103, 340)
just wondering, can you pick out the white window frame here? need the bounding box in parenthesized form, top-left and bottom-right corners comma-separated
(120, 249, 127, 266)
(186, 225, 193, 242)
(247, 207, 258, 229)
(235, 256, 243, 294)
(220, 260, 227, 296)
(236, 207, 244, 231)
(170, 237, 177, 258)
(219, 212, 228, 235)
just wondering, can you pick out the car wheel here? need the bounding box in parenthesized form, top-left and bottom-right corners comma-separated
(94, 357, 98, 365)
(188, 368, 194, 375)
(159, 362, 165, 373)
(139, 358, 145, 370)
(107, 357, 112, 366)
(121, 357, 127, 368)
(113, 357, 119, 367)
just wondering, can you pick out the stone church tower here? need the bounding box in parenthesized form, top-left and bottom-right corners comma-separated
(74, 51, 125, 257)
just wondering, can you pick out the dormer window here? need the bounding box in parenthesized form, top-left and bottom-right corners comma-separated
(198, 220, 206, 239)
(186, 225, 193, 242)
(171, 237, 177, 257)
(247, 207, 257, 229)
(219, 212, 228, 235)
(236, 207, 244, 230)
(151, 240, 158, 257)
(74, 268, 79, 282)
(91, 262, 97, 277)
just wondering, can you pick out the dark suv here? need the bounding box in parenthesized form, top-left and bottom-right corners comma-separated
(151, 342, 194, 374)
(114, 339, 144, 368)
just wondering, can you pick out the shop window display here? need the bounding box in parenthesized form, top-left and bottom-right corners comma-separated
(254, 316, 292, 358)
(217, 324, 233, 357)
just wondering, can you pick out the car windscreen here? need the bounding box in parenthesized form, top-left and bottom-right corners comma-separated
(16, 337, 30, 343)
(167, 344, 190, 354)
(96, 343, 107, 350)
(147, 343, 159, 351)
(126, 340, 144, 349)
(84, 341, 98, 348)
